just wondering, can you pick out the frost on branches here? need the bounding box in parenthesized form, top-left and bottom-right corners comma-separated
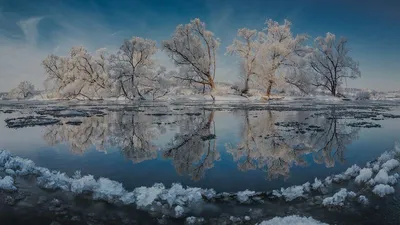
(227, 19, 312, 97)
(42, 47, 112, 100)
(226, 28, 264, 94)
(309, 33, 361, 96)
(162, 18, 220, 92)
(109, 37, 172, 100)
(8, 81, 35, 99)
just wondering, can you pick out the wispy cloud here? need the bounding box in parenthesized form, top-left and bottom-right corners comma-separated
(17, 16, 44, 46)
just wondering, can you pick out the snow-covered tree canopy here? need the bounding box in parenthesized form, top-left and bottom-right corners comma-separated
(309, 33, 361, 96)
(42, 47, 111, 100)
(254, 19, 309, 97)
(226, 28, 265, 94)
(162, 18, 220, 91)
(8, 81, 35, 99)
(109, 37, 159, 100)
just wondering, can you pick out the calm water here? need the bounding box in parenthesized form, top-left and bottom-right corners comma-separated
(1, 100, 399, 194)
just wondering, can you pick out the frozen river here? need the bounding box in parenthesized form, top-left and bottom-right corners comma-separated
(0, 100, 400, 224)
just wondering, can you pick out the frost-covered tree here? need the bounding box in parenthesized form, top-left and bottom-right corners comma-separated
(163, 18, 220, 92)
(42, 47, 112, 100)
(109, 37, 161, 100)
(309, 33, 361, 96)
(226, 28, 264, 94)
(254, 19, 309, 97)
(8, 81, 35, 99)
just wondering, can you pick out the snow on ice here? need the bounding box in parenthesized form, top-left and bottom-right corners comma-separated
(257, 215, 328, 225)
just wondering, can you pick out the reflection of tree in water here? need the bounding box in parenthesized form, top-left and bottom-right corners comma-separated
(43, 112, 164, 163)
(44, 116, 109, 154)
(226, 108, 360, 180)
(108, 112, 163, 163)
(43, 110, 220, 180)
(163, 111, 220, 181)
(307, 109, 360, 167)
(226, 110, 309, 180)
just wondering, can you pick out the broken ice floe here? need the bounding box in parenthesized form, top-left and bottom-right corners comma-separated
(0, 142, 400, 217)
(4, 116, 60, 128)
(257, 215, 328, 225)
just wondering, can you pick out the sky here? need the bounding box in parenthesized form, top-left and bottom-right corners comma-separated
(0, 0, 399, 92)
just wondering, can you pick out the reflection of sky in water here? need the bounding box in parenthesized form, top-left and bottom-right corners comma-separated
(0, 105, 399, 193)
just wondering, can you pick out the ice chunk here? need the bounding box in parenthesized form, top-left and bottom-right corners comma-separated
(159, 183, 204, 207)
(5, 169, 15, 175)
(37, 170, 71, 191)
(134, 183, 165, 207)
(344, 165, 361, 177)
(237, 190, 255, 203)
(322, 188, 351, 207)
(120, 191, 136, 204)
(174, 205, 185, 217)
(324, 176, 332, 185)
(312, 178, 323, 190)
(357, 195, 369, 205)
(4, 156, 36, 175)
(355, 168, 373, 184)
(0, 150, 11, 166)
(280, 185, 306, 201)
(257, 215, 328, 225)
(372, 184, 395, 197)
(70, 175, 98, 194)
(374, 169, 389, 184)
(92, 178, 126, 202)
(185, 217, 204, 225)
(372, 163, 380, 172)
(388, 173, 399, 185)
(302, 182, 311, 192)
(381, 159, 400, 172)
(378, 151, 393, 164)
(0, 176, 17, 191)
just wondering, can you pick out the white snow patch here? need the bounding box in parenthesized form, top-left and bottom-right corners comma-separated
(0, 176, 17, 191)
(373, 184, 395, 197)
(388, 173, 399, 185)
(355, 168, 373, 184)
(381, 159, 400, 172)
(280, 185, 306, 201)
(134, 183, 165, 207)
(174, 205, 185, 217)
(93, 178, 126, 202)
(236, 190, 256, 203)
(357, 195, 369, 205)
(257, 215, 328, 225)
(322, 188, 352, 207)
(374, 169, 389, 184)
(312, 178, 323, 190)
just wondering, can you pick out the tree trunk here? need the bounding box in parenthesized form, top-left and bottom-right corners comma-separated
(266, 80, 274, 97)
(209, 76, 216, 91)
(242, 76, 250, 94)
(331, 85, 336, 96)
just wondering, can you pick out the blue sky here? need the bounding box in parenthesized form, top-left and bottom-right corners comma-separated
(0, 0, 399, 91)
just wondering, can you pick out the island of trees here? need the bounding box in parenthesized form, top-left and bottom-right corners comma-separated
(7, 18, 361, 101)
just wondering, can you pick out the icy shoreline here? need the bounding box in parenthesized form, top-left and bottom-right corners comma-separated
(1, 143, 400, 223)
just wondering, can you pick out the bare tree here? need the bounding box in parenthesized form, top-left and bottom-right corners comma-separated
(309, 33, 361, 96)
(163, 18, 220, 92)
(8, 81, 35, 99)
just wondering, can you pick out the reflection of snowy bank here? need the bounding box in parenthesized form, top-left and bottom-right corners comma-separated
(1, 143, 400, 224)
